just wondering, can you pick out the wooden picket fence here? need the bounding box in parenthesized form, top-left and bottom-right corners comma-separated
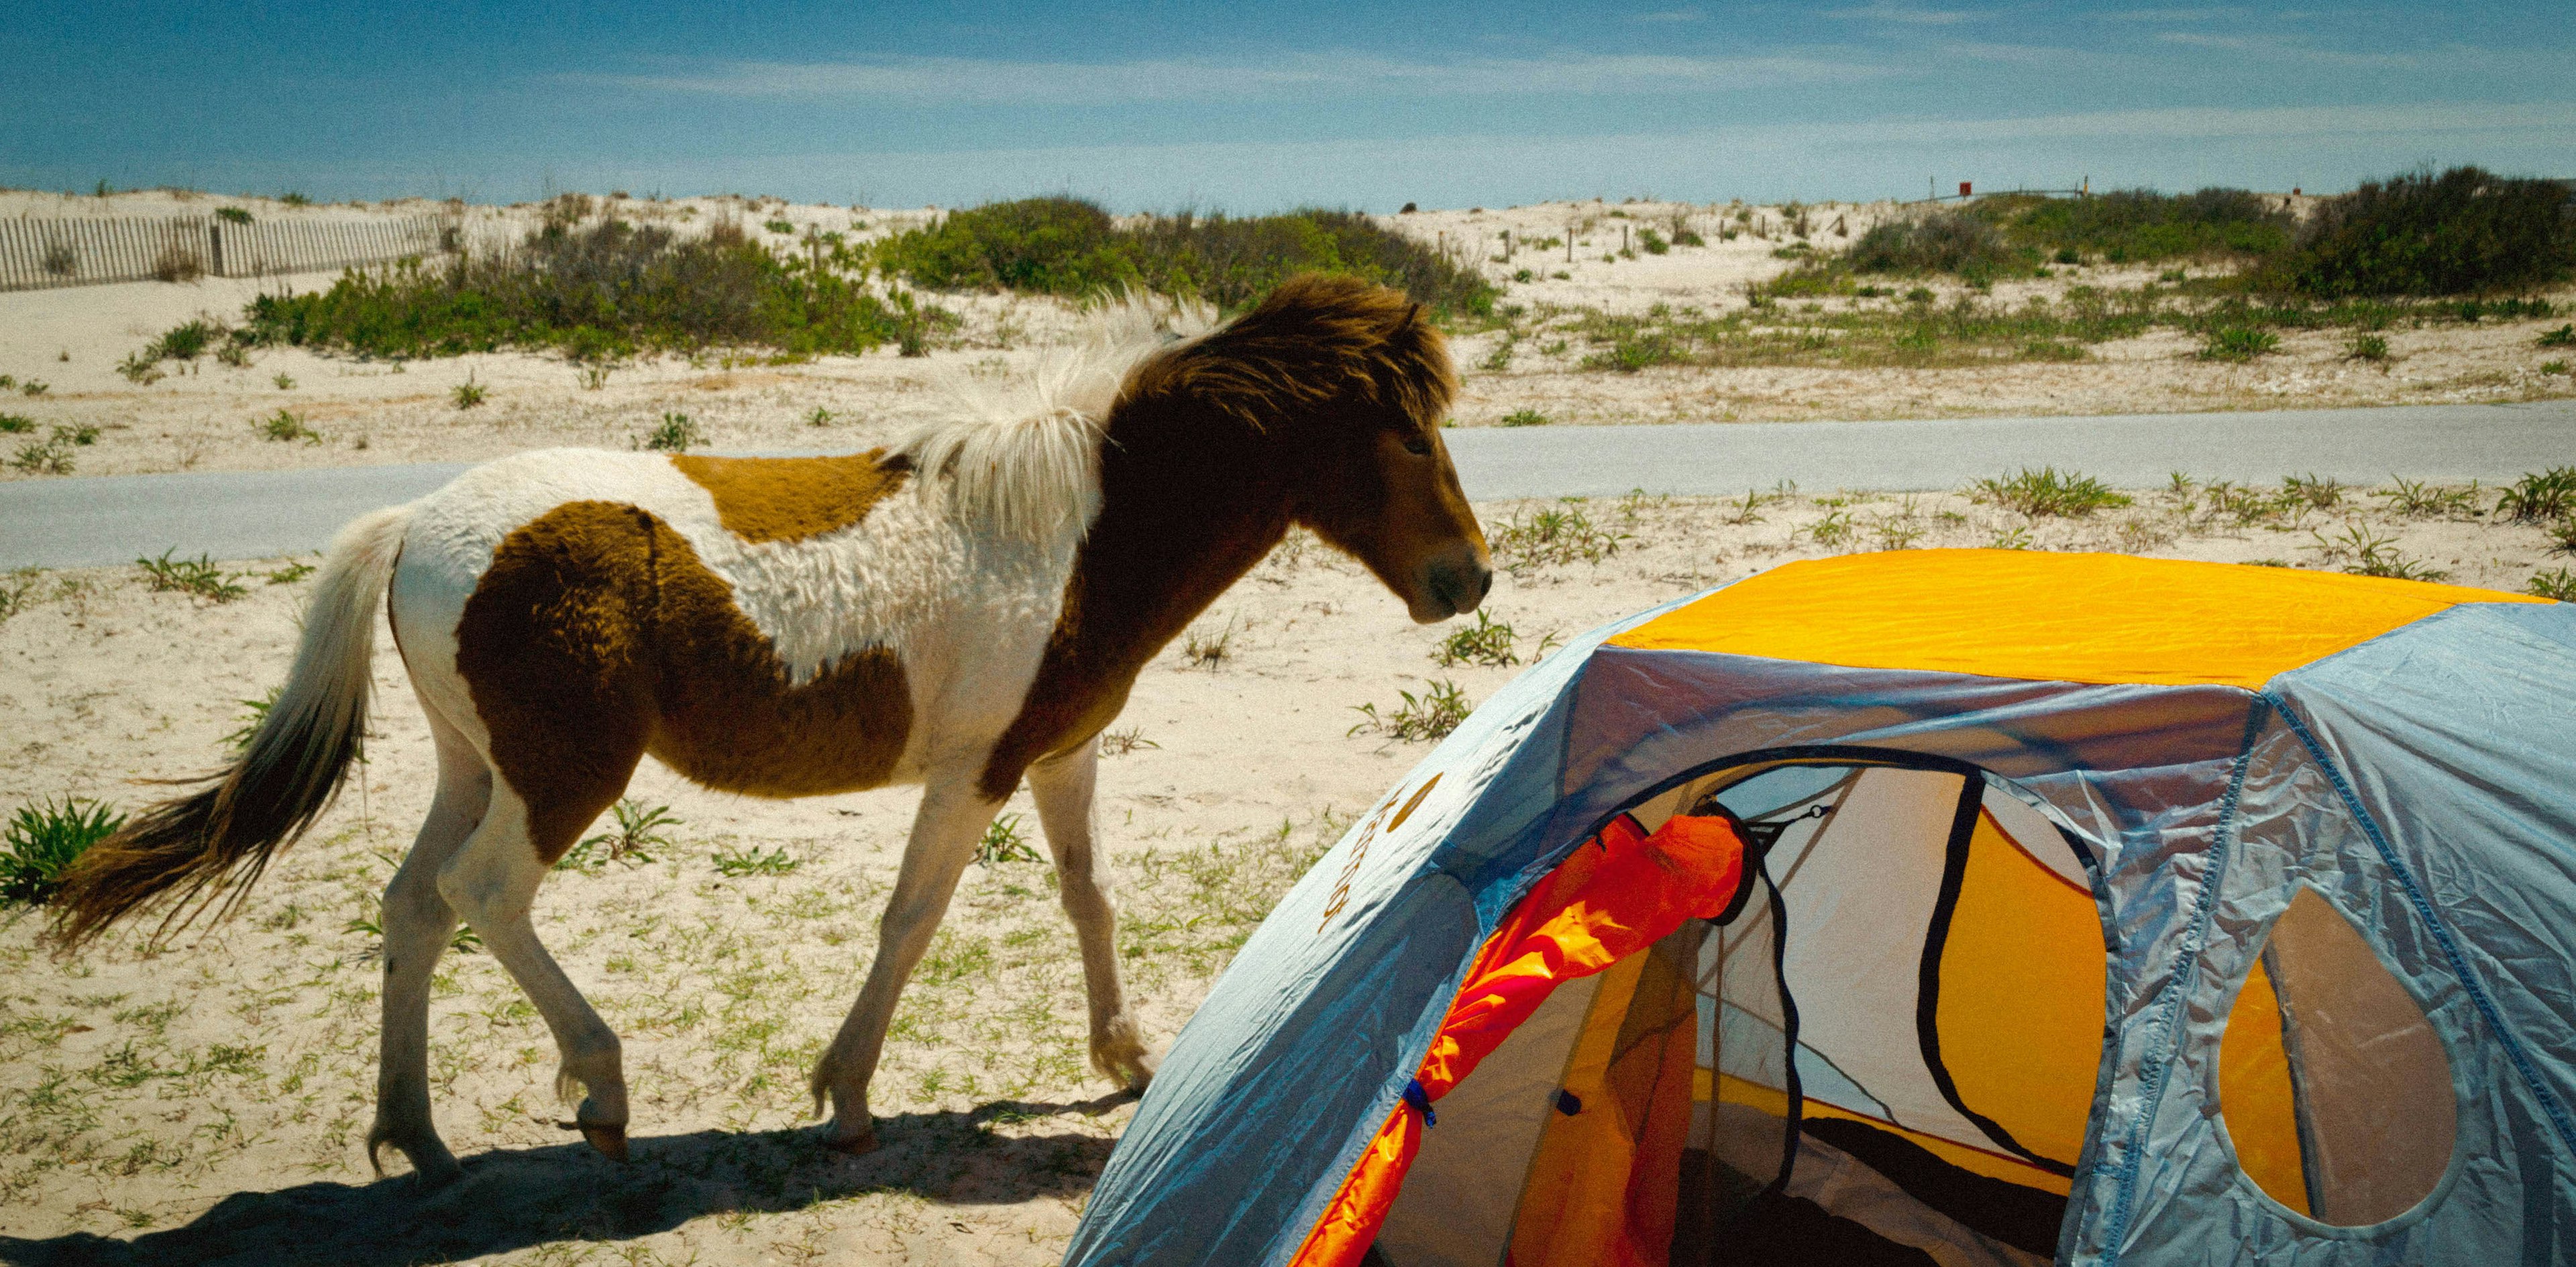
(0, 214, 451, 292)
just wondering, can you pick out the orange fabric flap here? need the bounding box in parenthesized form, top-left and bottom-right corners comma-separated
(1286, 813, 1747, 1267)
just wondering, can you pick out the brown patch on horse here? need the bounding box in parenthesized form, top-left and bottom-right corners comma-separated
(669, 451, 912, 544)
(977, 274, 1468, 800)
(457, 500, 914, 861)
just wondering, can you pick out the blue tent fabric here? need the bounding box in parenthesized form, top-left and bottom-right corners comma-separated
(1065, 577, 2576, 1267)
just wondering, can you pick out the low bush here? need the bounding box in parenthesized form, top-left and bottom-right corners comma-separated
(1976, 188, 2291, 264)
(1844, 212, 2019, 279)
(244, 218, 930, 360)
(870, 197, 1495, 317)
(2271, 166, 2576, 297)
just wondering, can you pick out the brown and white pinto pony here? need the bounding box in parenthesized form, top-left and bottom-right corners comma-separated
(52, 274, 1490, 1183)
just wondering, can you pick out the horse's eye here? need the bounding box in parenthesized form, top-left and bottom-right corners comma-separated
(1399, 431, 1432, 456)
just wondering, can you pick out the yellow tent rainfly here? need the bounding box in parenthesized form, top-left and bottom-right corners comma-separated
(1064, 550, 2571, 1267)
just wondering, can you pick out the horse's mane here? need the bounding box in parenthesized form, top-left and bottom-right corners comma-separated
(1116, 274, 1457, 435)
(896, 292, 1213, 543)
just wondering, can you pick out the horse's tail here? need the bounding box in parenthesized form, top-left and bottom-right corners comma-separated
(52, 503, 417, 953)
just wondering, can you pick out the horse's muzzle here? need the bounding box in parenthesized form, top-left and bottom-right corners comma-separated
(1415, 549, 1495, 623)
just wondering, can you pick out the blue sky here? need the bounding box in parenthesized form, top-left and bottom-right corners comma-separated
(6, 2, 2570, 211)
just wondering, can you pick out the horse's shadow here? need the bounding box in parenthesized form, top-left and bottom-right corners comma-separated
(0, 1093, 1134, 1267)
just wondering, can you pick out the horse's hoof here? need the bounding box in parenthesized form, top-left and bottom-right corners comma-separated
(822, 1124, 879, 1156)
(562, 1119, 630, 1162)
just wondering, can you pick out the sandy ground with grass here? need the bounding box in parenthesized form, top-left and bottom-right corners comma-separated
(1, 471, 2569, 1264)
(5, 193, 2572, 484)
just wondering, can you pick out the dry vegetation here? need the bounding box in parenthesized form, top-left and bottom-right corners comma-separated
(3, 467, 2567, 1264)
(4, 187, 2571, 483)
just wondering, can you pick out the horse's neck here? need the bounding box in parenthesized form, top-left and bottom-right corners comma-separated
(1074, 433, 1289, 666)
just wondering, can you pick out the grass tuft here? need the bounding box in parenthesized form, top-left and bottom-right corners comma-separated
(136, 549, 246, 603)
(450, 377, 486, 409)
(256, 409, 321, 443)
(2200, 325, 2279, 362)
(711, 844, 799, 877)
(975, 813, 1042, 866)
(1, 799, 126, 905)
(1349, 679, 1472, 742)
(2497, 467, 2576, 522)
(1489, 500, 1629, 573)
(557, 798, 681, 872)
(1433, 610, 1518, 667)
(2528, 567, 2576, 601)
(1969, 467, 2134, 517)
(1498, 409, 1551, 427)
(639, 412, 703, 452)
(1098, 726, 1159, 756)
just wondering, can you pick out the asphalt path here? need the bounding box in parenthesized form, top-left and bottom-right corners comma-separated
(4, 399, 2571, 567)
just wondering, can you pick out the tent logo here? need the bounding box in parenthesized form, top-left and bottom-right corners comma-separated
(1317, 773, 1442, 932)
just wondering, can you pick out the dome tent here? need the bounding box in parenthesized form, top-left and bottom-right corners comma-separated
(1063, 550, 2575, 1267)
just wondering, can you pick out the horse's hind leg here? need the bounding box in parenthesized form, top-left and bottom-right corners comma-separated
(1027, 744, 1153, 1089)
(368, 704, 492, 1185)
(810, 771, 1002, 1153)
(437, 767, 639, 1160)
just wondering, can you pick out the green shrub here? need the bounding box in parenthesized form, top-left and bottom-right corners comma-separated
(451, 378, 486, 409)
(1499, 409, 1551, 427)
(0, 412, 30, 434)
(1845, 212, 2019, 278)
(870, 198, 1495, 317)
(2540, 324, 2575, 348)
(2529, 567, 2576, 601)
(244, 219, 926, 360)
(215, 207, 252, 225)
(1976, 188, 2291, 263)
(2345, 332, 2392, 362)
(2, 798, 126, 905)
(2273, 166, 2576, 297)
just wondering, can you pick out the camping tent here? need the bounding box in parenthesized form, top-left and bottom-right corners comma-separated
(1063, 550, 2575, 1267)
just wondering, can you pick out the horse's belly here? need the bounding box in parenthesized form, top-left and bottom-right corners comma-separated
(646, 643, 914, 798)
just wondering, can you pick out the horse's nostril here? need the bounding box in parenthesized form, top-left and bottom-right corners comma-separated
(1475, 568, 1493, 601)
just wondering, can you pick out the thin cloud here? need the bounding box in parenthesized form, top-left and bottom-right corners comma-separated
(2153, 31, 2415, 67)
(2086, 7, 2247, 20)
(587, 51, 1896, 105)
(1825, 4, 1990, 24)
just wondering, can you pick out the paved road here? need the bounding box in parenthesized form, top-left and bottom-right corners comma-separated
(4, 400, 2571, 567)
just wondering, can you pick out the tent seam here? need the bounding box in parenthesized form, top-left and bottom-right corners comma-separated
(2263, 691, 2576, 1158)
(2097, 695, 2267, 1267)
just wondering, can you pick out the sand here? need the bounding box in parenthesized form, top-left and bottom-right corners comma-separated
(3, 189, 2571, 1264)
(3, 193, 2570, 485)
(1, 470, 2567, 1264)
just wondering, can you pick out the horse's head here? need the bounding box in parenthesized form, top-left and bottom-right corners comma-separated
(1130, 274, 1491, 623)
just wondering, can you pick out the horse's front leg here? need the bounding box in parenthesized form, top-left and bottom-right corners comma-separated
(810, 771, 1000, 1153)
(1027, 741, 1155, 1090)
